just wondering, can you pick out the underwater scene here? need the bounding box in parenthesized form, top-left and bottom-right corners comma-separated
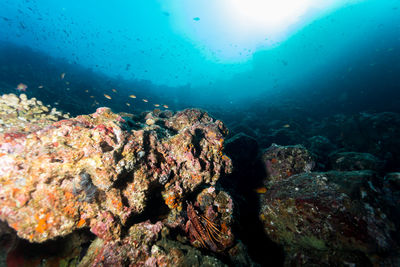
(0, 0, 399, 266)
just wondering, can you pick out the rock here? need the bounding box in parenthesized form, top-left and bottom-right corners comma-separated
(259, 171, 397, 266)
(312, 112, 400, 171)
(329, 151, 383, 172)
(382, 173, 400, 243)
(0, 93, 70, 134)
(261, 144, 315, 183)
(80, 223, 228, 266)
(230, 124, 258, 139)
(0, 104, 232, 243)
(184, 187, 235, 252)
(307, 135, 337, 169)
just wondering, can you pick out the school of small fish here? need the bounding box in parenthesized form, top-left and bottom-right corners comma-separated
(15, 72, 170, 111)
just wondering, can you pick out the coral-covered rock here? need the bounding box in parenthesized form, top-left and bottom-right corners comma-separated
(0, 103, 232, 243)
(0, 93, 69, 134)
(184, 187, 235, 252)
(79, 221, 228, 267)
(261, 143, 314, 183)
(259, 171, 397, 266)
(329, 151, 383, 172)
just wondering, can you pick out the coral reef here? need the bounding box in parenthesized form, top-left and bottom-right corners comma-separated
(0, 94, 247, 265)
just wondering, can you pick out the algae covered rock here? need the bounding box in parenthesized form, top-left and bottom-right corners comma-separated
(259, 171, 397, 266)
(0, 100, 232, 244)
(261, 143, 315, 183)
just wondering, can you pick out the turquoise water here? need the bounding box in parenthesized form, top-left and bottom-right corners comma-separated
(0, 0, 398, 109)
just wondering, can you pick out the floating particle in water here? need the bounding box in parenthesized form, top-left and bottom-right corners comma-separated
(65, 81, 70, 85)
(283, 124, 290, 128)
(38, 85, 43, 88)
(60, 72, 66, 79)
(16, 83, 27, 91)
(112, 88, 117, 93)
(85, 90, 89, 93)
(142, 99, 148, 103)
(129, 95, 136, 98)
(104, 94, 112, 99)
(90, 95, 95, 98)
(126, 103, 130, 106)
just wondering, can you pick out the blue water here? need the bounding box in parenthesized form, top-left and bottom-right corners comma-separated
(0, 0, 398, 112)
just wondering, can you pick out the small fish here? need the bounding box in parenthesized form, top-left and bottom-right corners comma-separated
(142, 99, 148, 103)
(129, 94, 136, 98)
(65, 81, 70, 85)
(112, 88, 117, 93)
(193, 17, 200, 21)
(254, 187, 267, 194)
(85, 90, 89, 93)
(16, 83, 27, 91)
(126, 103, 130, 106)
(283, 124, 290, 128)
(60, 72, 66, 79)
(38, 85, 44, 88)
(90, 95, 95, 98)
(104, 94, 112, 99)
(163, 104, 169, 108)
(154, 104, 160, 107)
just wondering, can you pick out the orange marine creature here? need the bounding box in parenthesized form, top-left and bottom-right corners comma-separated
(185, 202, 223, 252)
(254, 187, 267, 194)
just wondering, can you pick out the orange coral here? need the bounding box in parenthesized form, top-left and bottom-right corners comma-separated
(165, 194, 179, 209)
(63, 203, 77, 216)
(77, 218, 86, 228)
(35, 213, 50, 233)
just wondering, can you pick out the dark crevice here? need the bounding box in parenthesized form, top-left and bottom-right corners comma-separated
(6, 228, 95, 264)
(121, 184, 170, 239)
(192, 129, 204, 157)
